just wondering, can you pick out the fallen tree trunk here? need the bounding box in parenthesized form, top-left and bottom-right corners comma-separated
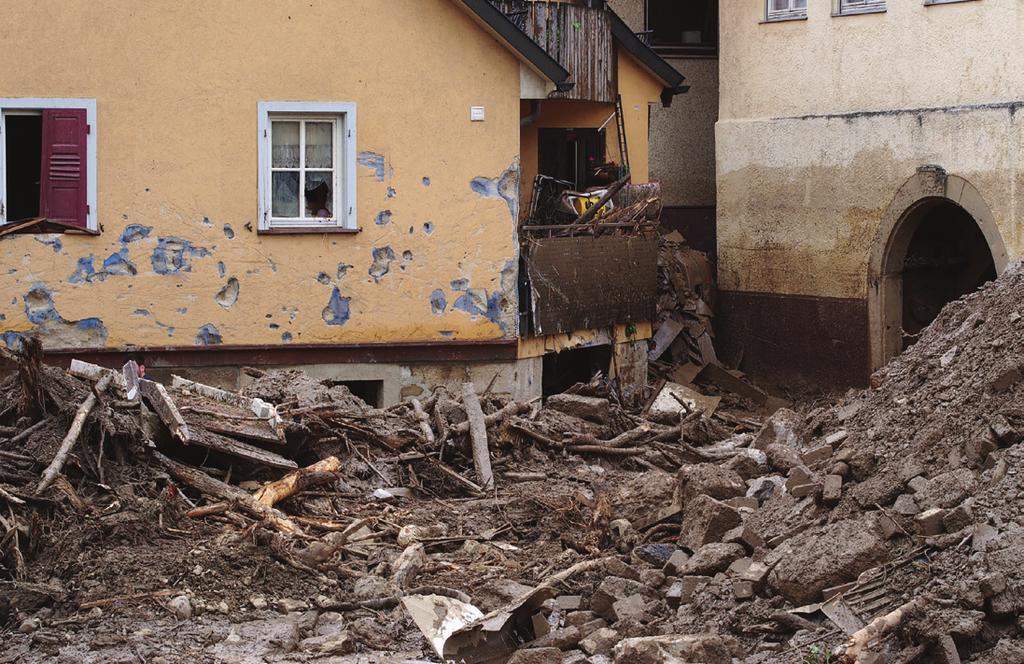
(411, 399, 435, 445)
(36, 374, 112, 494)
(462, 382, 494, 491)
(451, 400, 532, 435)
(253, 456, 342, 507)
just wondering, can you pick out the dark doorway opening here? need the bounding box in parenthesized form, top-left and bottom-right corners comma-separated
(4, 114, 43, 222)
(538, 128, 605, 192)
(542, 345, 612, 397)
(901, 200, 996, 348)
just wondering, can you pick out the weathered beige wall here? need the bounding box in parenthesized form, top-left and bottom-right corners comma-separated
(717, 0, 1024, 299)
(0, 0, 522, 350)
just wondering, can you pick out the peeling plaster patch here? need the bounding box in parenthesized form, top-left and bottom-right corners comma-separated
(322, 287, 351, 326)
(422, 177, 431, 187)
(357, 151, 386, 181)
(223, 224, 235, 239)
(101, 248, 137, 277)
(133, 309, 151, 316)
(400, 250, 413, 271)
(387, 187, 396, 199)
(374, 210, 392, 226)
(215, 277, 240, 309)
(430, 289, 447, 314)
(450, 278, 469, 291)
(195, 323, 222, 345)
(68, 256, 97, 284)
(439, 330, 454, 338)
(423, 222, 434, 235)
(22, 284, 108, 346)
(368, 246, 395, 282)
(177, 307, 188, 315)
(1, 331, 26, 349)
(119, 224, 152, 243)
(217, 261, 226, 278)
(337, 263, 352, 280)
(151, 237, 211, 274)
(155, 321, 176, 337)
(281, 332, 293, 343)
(34, 236, 63, 253)
(469, 159, 520, 221)
(0, 313, 5, 321)
(317, 272, 331, 285)
(453, 288, 489, 318)
(201, 216, 212, 226)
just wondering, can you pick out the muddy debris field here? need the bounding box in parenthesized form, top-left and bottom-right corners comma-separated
(5, 266, 1024, 663)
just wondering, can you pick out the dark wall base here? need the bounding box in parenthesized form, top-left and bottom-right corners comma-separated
(715, 290, 871, 389)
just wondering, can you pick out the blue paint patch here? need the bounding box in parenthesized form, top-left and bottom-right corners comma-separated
(450, 278, 468, 291)
(386, 187, 396, 199)
(119, 224, 152, 243)
(439, 330, 454, 338)
(1, 331, 27, 350)
(133, 308, 151, 316)
(337, 263, 352, 280)
(357, 151, 386, 181)
(374, 210, 392, 226)
(195, 323, 222, 345)
(281, 332, 293, 343)
(21, 284, 108, 345)
(217, 261, 226, 278)
(422, 176, 431, 187)
(453, 288, 489, 318)
(368, 246, 395, 282)
(101, 248, 137, 277)
(469, 159, 520, 221)
(322, 287, 351, 326)
(68, 256, 97, 284)
(317, 272, 331, 285)
(430, 289, 447, 314)
(34, 236, 63, 253)
(423, 222, 434, 235)
(151, 237, 211, 274)
(0, 313, 4, 321)
(223, 224, 235, 239)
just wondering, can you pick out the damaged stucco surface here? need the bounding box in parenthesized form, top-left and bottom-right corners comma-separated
(717, 0, 1024, 300)
(0, 0, 522, 350)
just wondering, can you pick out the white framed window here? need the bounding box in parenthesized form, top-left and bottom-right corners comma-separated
(834, 0, 886, 16)
(766, 0, 807, 22)
(257, 102, 357, 231)
(0, 98, 98, 232)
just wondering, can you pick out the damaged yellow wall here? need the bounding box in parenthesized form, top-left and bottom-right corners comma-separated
(0, 0, 522, 351)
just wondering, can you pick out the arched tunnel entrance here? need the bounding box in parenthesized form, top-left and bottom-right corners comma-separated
(899, 199, 996, 349)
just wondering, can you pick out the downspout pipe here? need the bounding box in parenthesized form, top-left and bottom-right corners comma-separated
(521, 100, 543, 127)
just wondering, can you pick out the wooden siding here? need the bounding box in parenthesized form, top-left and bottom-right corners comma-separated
(493, 1, 615, 102)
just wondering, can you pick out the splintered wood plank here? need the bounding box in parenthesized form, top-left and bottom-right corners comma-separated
(174, 392, 284, 445)
(188, 426, 297, 469)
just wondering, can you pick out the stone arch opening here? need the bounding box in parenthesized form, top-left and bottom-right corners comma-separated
(869, 170, 1008, 369)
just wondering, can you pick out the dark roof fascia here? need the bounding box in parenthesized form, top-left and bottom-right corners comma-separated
(455, 0, 574, 92)
(607, 8, 688, 103)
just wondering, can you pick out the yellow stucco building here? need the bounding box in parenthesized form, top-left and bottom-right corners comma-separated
(0, 0, 683, 404)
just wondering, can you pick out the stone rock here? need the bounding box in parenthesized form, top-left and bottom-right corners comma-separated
(276, 598, 308, 614)
(785, 465, 815, 492)
(746, 476, 785, 503)
(893, 493, 920, 516)
(822, 474, 843, 505)
(17, 618, 40, 633)
(168, 595, 192, 620)
(914, 469, 977, 510)
(604, 558, 641, 581)
(724, 448, 769, 480)
(591, 577, 644, 621)
(680, 543, 745, 576)
(580, 627, 620, 655)
(315, 611, 346, 636)
(765, 444, 802, 472)
(611, 594, 650, 624)
(753, 408, 803, 450)
(613, 634, 732, 664)
(634, 543, 675, 567)
(768, 517, 888, 605)
(943, 503, 974, 533)
(639, 569, 665, 589)
(662, 549, 690, 576)
(679, 495, 741, 550)
(850, 473, 904, 508)
(678, 464, 745, 503)
(507, 647, 563, 664)
(248, 595, 268, 610)
(546, 394, 609, 424)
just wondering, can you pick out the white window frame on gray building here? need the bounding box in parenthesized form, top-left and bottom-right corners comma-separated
(765, 0, 807, 22)
(834, 0, 887, 16)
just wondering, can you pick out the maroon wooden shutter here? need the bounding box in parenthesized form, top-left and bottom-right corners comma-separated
(39, 108, 88, 227)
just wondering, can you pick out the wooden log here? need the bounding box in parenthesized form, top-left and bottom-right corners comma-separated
(189, 427, 298, 470)
(185, 502, 230, 518)
(841, 598, 922, 663)
(9, 417, 52, 445)
(411, 399, 435, 445)
(139, 379, 191, 442)
(567, 423, 653, 449)
(574, 174, 630, 226)
(36, 375, 112, 493)
(69, 359, 127, 391)
(151, 450, 306, 537)
(461, 382, 494, 491)
(253, 456, 342, 507)
(391, 542, 426, 589)
(451, 400, 532, 435)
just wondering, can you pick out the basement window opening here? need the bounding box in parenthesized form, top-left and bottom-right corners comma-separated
(542, 345, 612, 397)
(325, 379, 384, 408)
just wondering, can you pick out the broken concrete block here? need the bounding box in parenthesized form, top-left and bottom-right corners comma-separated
(732, 579, 755, 600)
(893, 493, 920, 516)
(604, 558, 641, 581)
(679, 495, 742, 550)
(678, 464, 746, 503)
(850, 473, 905, 508)
(830, 461, 851, 478)
(765, 443, 802, 472)
(530, 627, 583, 651)
(963, 437, 998, 469)
(784, 465, 815, 492)
(914, 469, 977, 510)
(877, 513, 906, 540)
(565, 611, 598, 627)
(725, 496, 759, 511)
(789, 482, 821, 499)
(768, 517, 888, 605)
(943, 503, 974, 533)
(680, 543, 745, 576)
(507, 647, 563, 664)
(613, 634, 732, 664)
(753, 408, 802, 450)
(579, 627, 619, 656)
(801, 445, 833, 466)
(662, 549, 690, 576)
(556, 595, 583, 611)
(578, 618, 609, 638)
(724, 448, 769, 480)
(546, 394, 609, 424)
(611, 594, 650, 624)
(931, 634, 962, 664)
(746, 476, 785, 503)
(989, 414, 1021, 446)
(907, 475, 930, 494)
(915, 508, 948, 536)
(822, 474, 843, 505)
(590, 577, 644, 621)
(824, 430, 849, 448)
(722, 525, 766, 551)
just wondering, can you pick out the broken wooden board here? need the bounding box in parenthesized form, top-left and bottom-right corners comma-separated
(647, 381, 720, 421)
(69, 359, 127, 393)
(647, 318, 684, 361)
(696, 362, 768, 406)
(139, 379, 191, 442)
(171, 375, 281, 425)
(188, 427, 297, 470)
(174, 391, 284, 446)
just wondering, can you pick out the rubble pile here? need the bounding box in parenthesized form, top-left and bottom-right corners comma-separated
(2, 265, 1024, 662)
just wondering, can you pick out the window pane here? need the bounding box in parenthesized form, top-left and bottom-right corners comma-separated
(794, 0, 806, 7)
(305, 172, 333, 218)
(305, 122, 333, 169)
(272, 121, 299, 168)
(272, 171, 299, 218)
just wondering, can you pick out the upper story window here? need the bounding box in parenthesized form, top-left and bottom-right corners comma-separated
(646, 0, 718, 56)
(257, 102, 357, 233)
(766, 0, 807, 22)
(835, 0, 886, 15)
(0, 99, 98, 233)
